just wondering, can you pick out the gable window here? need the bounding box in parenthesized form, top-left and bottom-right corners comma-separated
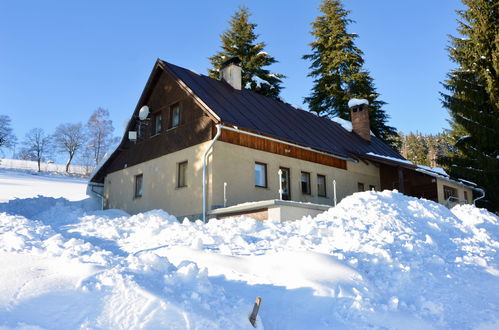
(443, 185, 457, 200)
(134, 174, 143, 198)
(301, 172, 311, 194)
(177, 161, 188, 188)
(317, 174, 326, 197)
(255, 162, 267, 188)
(169, 103, 181, 129)
(357, 182, 365, 192)
(152, 113, 162, 135)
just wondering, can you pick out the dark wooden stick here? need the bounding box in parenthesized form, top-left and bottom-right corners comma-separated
(249, 296, 262, 327)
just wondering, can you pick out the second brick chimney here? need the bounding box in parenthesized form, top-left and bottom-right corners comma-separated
(348, 98, 371, 142)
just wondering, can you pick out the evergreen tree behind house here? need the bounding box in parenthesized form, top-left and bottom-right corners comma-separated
(303, 0, 397, 146)
(440, 0, 498, 211)
(208, 6, 285, 100)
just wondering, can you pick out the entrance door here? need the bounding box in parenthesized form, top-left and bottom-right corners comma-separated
(280, 167, 291, 200)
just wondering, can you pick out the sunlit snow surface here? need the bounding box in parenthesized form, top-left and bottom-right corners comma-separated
(0, 169, 498, 329)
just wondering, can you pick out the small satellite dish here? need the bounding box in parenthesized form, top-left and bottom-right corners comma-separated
(138, 105, 150, 120)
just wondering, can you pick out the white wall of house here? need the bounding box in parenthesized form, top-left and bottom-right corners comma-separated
(436, 178, 474, 205)
(103, 140, 381, 218)
(104, 140, 213, 218)
(210, 141, 380, 209)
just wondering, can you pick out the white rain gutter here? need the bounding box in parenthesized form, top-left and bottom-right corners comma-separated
(202, 124, 222, 223)
(201, 124, 356, 223)
(473, 188, 485, 205)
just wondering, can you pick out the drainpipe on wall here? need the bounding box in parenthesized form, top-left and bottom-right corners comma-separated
(202, 124, 222, 223)
(88, 183, 105, 210)
(223, 182, 227, 208)
(333, 179, 337, 207)
(278, 169, 283, 200)
(473, 188, 485, 206)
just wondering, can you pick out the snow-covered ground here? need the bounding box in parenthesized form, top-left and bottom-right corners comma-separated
(0, 169, 498, 329)
(0, 169, 88, 202)
(0, 158, 90, 176)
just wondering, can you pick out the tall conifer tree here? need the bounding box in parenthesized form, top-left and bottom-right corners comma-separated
(208, 7, 284, 99)
(440, 0, 498, 211)
(303, 0, 397, 145)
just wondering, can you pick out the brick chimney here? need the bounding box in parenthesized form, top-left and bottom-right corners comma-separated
(220, 57, 242, 90)
(348, 98, 371, 142)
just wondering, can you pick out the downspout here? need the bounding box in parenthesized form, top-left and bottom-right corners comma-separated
(89, 183, 105, 210)
(473, 188, 485, 206)
(202, 124, 222, 223)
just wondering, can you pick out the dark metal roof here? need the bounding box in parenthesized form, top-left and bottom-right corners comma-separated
(162, 60, 404, 161)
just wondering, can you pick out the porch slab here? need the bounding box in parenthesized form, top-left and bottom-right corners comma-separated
(208, 199, 332, 222)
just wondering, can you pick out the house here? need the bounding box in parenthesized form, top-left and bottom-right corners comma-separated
(88, 58, 477, 221)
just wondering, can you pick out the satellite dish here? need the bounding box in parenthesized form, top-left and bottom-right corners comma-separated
(138, 105, 150, 120)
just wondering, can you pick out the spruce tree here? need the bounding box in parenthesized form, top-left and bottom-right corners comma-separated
(208, 7, 284, 99)
(303, 0, 397, 145)
(440, 0, 498, 211)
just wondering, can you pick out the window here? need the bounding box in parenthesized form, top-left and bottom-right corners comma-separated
(177, 161, 187, 188)
(134, 174, 143, 198)
(255, 162, 267, 187)
(464, 190, 468, 202)
(169, 104, 181, 129)
(317, 175, 326, 197)
(443, 185, 457, 200)
(357, 182, 365, 192)
(301, 172, 311, 194)
(153, 113, 162, 135)
(369, 185, 376, 191)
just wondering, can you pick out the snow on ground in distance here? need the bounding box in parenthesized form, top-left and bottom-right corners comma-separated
(0, 169, 88, 202)
(0, 169, 498, 329)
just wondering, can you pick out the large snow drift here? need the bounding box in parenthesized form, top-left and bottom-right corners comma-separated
(0, 171, 498, 329)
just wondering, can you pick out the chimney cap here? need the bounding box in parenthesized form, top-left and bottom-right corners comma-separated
(221, 57, 241, 70)
(348, 98, 369, 108)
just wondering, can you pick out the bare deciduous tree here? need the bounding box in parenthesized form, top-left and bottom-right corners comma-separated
(21, 128, 51, 172)
(86, 108, 118, 166)
(0, 115, 17, 153)
(53, 123, 85, 173)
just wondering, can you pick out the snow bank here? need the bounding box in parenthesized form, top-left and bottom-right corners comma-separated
(1, 174, 498, 329)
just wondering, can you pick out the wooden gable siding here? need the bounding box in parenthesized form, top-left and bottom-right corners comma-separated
(219, 129, 347, 170)
(103, 69, 214, 176)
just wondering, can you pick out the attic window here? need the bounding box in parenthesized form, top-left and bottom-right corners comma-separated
(169, 103, 181, 129)
(153, 113, 162, 135)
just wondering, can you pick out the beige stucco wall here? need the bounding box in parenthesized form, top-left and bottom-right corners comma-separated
(436, 178, 473, 205)
(210, 141, 380, 208)
(104, 140, 214, 218)
(103, 140, 381, 218)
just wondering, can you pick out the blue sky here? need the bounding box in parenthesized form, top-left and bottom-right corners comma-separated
(1, 0, 464, 148)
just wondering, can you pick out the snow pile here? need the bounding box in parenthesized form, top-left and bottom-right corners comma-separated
(0, 170, 498, 329)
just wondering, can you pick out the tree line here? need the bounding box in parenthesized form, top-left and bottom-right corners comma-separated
(0, 108, 118, 174)
(208, 0, 497, 211)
